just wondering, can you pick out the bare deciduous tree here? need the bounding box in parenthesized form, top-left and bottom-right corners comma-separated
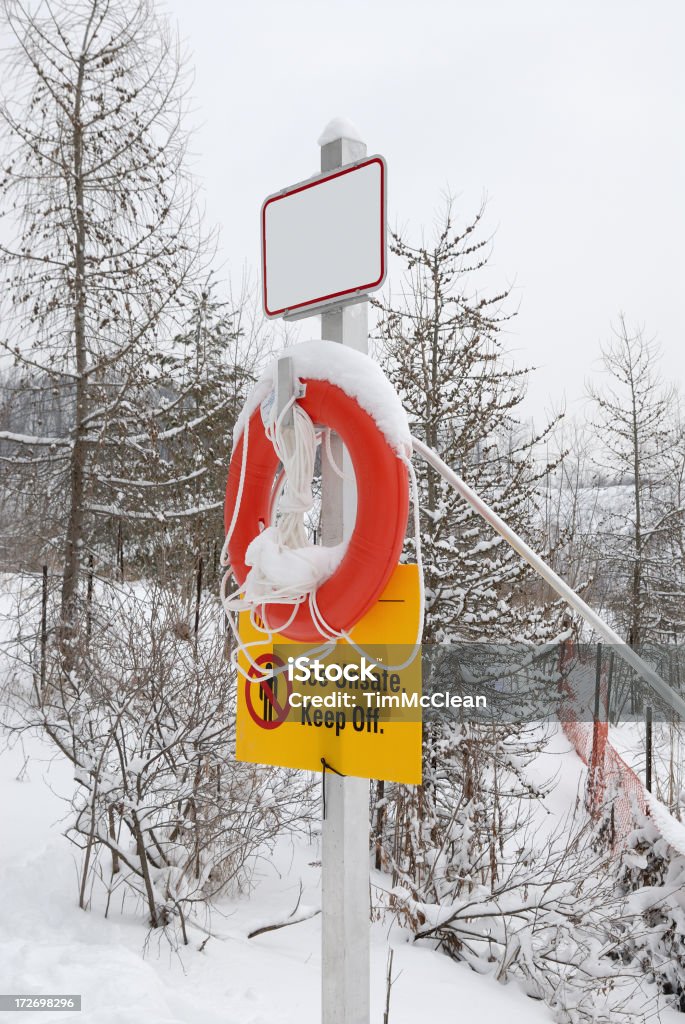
(588, 316, 676, 647)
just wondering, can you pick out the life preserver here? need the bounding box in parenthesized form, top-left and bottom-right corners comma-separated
(225, 378, 409, 642)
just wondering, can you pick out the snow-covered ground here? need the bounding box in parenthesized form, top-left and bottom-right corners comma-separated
(0, 726, 559, 1024)
(1, 573, 681, 1024)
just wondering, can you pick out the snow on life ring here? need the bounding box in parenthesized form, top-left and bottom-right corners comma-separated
(225, 377, 409, 642)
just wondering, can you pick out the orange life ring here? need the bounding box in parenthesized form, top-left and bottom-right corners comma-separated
(225, 378, 409, 642)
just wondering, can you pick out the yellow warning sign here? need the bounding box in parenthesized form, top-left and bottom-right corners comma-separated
(235, 564, 422, 784)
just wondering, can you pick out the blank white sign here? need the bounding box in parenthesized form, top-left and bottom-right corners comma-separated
(261, 156, 386, 318)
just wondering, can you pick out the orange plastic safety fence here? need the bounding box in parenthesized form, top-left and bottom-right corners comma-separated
(558, 639, 647, 848)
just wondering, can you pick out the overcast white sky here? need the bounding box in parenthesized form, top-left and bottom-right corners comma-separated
(166, 0, 683, 423)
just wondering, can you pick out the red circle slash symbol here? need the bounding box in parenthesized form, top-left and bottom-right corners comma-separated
(245, 653, 291, 730)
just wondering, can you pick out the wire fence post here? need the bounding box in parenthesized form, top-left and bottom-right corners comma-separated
(594, 642, 602, 722)
(645, 705, 653, 793)
(194, 555, 203, 643)
(588, 643, 606, 810)
(40, 564, 48, 697)
(116, 521, 124, 581)
(86, 554, 94, 649)
(374, 779, 385, 871)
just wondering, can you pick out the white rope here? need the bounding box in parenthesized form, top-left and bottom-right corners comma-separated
(309, 451, 425, 672)
(323, 428, 346, 480)
(220, 412, 249, 569)
(222, 395, 335, 616)
(220, 391, 343, 682)
(265, 399, 317, 549)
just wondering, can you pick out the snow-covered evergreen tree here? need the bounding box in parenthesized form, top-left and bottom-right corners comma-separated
(91, 282, 256, 587)
(588, 318, 679, 647)
(374, 199, 567, 936)
(376, 200, 561, 644)
(0, 0, 208, 664)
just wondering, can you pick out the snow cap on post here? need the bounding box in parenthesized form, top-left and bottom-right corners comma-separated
(317, 116, 364, 147)
(318, 117, 366, 172)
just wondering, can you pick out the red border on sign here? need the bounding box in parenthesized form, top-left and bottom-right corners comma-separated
(261, 156, 386, 318)
(245, 653, 292, 730)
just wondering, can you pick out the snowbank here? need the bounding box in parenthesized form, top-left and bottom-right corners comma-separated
(0, 726, 559, 1024)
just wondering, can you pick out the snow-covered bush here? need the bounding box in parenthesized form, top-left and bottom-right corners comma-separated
(17, 579, 315, 940)
(374, 729, 673, 1022)
(615, 812, 685, 1011)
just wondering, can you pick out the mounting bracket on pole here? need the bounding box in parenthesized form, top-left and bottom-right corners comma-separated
(276, 356, 296, 428)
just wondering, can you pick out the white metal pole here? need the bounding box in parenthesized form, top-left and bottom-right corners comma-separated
(320, 126, 371, 1024)
(412, 435, 685, 719)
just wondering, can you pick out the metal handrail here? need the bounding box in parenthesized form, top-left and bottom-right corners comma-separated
(412, 435, 685, 721)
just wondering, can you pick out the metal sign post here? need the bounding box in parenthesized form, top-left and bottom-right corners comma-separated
(254, 121, 384, 1024)
(319, 129, 371, 1024)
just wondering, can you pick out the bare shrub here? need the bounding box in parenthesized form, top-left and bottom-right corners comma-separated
(9, 577, 314, 942)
